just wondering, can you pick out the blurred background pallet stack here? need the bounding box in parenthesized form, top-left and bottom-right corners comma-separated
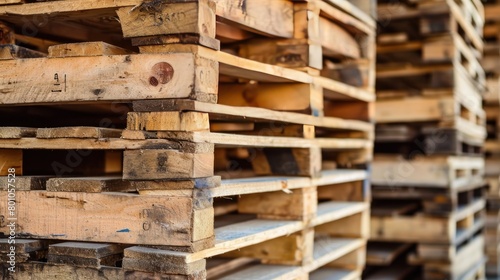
(483, 0, 500, 278)
(364, 0, 487, 279)
(0, 0, 376, 279)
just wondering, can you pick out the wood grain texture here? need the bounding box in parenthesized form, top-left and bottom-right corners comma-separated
(123, 149, 214, 179)
(127, 112, 209, 132)
(216, 0, 293, 38)
(0, 191, 214, 247)
(37, 127, 122, 139)
(0, 53, 218, 104)
(48, 42, 131, 57)
(46, 177, 134, 193)
(117, 0, 215, 39)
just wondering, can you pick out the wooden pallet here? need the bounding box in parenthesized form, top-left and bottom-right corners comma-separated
(0, 0, 376, 100)
(0, 171, 370, 279)
(378, 0, 484, 53)
(0, 1, 376, 278)
(408, 236, 486, 280)
(236, 0, 376, 92)
(371, 195, 485, 245)
(370, 197, 486, 279)
(371, 201, 486, 280)
(375, 68, 486, 142)
(377, 33, 485, 88)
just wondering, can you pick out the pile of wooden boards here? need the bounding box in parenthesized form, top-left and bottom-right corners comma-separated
(0, 0, 376, 279)
(484, 0, 500, 277)
(365, 0, 488, 279)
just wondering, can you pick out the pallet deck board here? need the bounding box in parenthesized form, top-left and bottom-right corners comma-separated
(132, 100, 374, 132)
(216, 238, 364, 279)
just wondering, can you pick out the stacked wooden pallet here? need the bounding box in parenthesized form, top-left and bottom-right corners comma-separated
(0, 0, 375, 279)
(483, 0, 500, 277)
(365, 0, 487, 279)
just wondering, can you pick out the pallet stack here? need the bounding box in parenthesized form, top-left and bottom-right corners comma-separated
(0, 0, 375, 279)
(483, 0, 500, 277)
(364, 0, 487, 279)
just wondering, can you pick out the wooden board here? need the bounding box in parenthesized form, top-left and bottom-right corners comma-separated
(37, 127, 122, 139)
(0, 53, 218, 104)
(371, 155, 485, 188)
(0, 191, 214, 248)
(48, 42, 131, 57)
(132, 99, 373, 132)
(46, 177, 134, 193)
(123, 149, 214, 179)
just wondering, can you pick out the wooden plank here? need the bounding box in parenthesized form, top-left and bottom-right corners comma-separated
(238, 187, 317, 220)
(372, 155, 485, 188)
(375, 96, 455, 123)
(0, 53, 218, 104)
(132, 100, 373, 132)
(132, 176, 220, 191)
(210, 169, 366, 198)
(222, 229, 314, 265)
(310, 268, 360, 280)
(138, 219, 304, 263)
(217, 238, 364, 279)
(48, 42, 131, 57)
(0, 138, 204, 150)
(127, 112, 209, 132)
(215, 0, 293, 38)
(308, 238, 365, 272)
(47, 253, 122, 268)
(37, 127, 122, 139)
(206, 258, 256, 279)
(0, 0, 23, 5)
(217, 264, 302, 279)
(46, 177, 134, 193)
(123, 130, 372, 150)
(8, 262, 123, 280)
(123, 149, 214, 179)
(0, 127, 36, 139)
(0, 238, 48, 253)
(319, 17, 360, 59)
(123, 246, 206, 275)
(49, 242, 123, 258)
(312, 202, 368, 228)
(370, 215, 454, 243)
(238, 39, 322, 69)
(0, 45, 46, 60)
(0, 176, 47, 190)
(116, 0, 216, 39)
(0, 191, 214, 248)
(323, 0, 377, 28)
